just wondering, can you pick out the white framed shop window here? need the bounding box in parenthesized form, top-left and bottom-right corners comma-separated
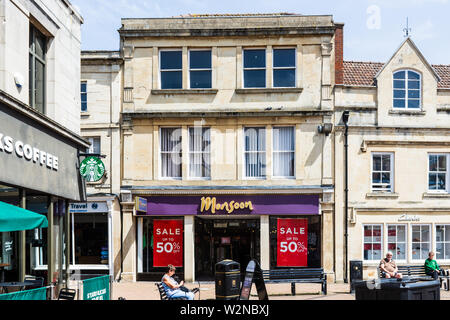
(386, 224, 407, 262)
(411, 224, 431, 262)
(363, 224, 383, 262)
(436, 224, 450, 262)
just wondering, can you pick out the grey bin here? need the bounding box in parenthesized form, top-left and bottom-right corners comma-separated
(215, 260, 241, 300)
(354, 278, 441, 300)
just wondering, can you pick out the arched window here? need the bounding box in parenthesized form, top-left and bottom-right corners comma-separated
(393, 70, 421, 109)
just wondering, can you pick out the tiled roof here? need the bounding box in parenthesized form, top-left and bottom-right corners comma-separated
(343, 61, 450, 89)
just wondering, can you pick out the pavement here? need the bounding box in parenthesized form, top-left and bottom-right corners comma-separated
(108, 280, 450, 300)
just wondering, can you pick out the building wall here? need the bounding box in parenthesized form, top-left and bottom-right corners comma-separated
(334, 38, 450, 281)
(0, 0, 83, 134)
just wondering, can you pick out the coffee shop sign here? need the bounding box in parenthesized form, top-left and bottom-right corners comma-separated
(398, 214, 420, 222)
(200, 197, 254, 214)
(0, 133, 58, 171)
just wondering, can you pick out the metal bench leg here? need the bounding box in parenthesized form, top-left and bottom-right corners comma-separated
(291, 283, 295, 296)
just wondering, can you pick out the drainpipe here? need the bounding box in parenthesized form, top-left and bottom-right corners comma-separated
(342, 110, 350, 284)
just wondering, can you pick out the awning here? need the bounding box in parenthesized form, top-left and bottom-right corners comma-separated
(0, 201, 48, 232)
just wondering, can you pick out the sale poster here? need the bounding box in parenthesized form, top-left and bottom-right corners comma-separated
(153, 220, 183, 267)
(277, 218, 308, 267)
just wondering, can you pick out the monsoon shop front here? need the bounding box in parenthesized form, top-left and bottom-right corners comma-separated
(134, 194, 323, 282)
(0, 94, 88, 286)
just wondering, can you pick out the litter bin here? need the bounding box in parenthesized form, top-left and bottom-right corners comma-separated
(349, 260, 363, 293)
(215, 260, 240, 300)
(354, 278, 440, 300)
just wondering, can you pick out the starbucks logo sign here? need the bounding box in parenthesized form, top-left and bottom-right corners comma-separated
(80, 156, 105, 182)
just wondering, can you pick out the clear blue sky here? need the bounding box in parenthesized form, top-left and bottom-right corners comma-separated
(71, 0, 450, 64)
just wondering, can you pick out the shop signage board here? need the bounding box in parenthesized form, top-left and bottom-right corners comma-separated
(79, 156, 105, 182)
(69, 202, 108, 213)
(277, 218, 308, 267)
(142, 195, 319, 216)
(135, 196, 147, 213)
(153, 220, 183, 267)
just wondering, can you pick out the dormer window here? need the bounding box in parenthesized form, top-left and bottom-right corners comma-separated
(393, 70, 421, 109)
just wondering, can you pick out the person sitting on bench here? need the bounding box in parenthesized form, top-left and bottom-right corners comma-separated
(379, 252, 402, 279)
(161, 264, 199, 300)
(424, 251, 446, 279)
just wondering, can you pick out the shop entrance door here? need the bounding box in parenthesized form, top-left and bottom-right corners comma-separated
(195, 217, 260, 281)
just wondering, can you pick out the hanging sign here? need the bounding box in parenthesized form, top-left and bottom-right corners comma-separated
(80, 156, 105, 182)
(277, 218, 308, 267)
(153, 220, 183, 267)
(135, 197, 148, 213)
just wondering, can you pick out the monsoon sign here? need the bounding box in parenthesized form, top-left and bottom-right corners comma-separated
(83, 276, 110, 300)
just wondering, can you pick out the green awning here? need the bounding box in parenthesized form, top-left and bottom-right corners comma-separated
(0, 201, 48, 232)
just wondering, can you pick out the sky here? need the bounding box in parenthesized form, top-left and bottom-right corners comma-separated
(70, 0, 450, 64)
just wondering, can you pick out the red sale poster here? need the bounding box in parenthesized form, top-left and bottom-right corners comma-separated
(153, 220, 183, 267)
(277, 218, 308, 267)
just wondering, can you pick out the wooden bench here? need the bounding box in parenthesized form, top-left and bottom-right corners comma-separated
(261, 268, 327, 295)
(155, 282, 187, 300)
(378, 265, 450, 290)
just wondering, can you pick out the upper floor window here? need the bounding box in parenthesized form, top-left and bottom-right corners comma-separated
(29, 25, 47, 114)
(244, 127, 266, 178)
(428, 154, 449, 192)
(272, 126, 295, 178)
(273, 48, 296, 88)
(160, 50, 182, 89)
(372, 153, 394, 192)
(160, 127, 182, 178)
(86, 137, 101, 155)
(189, 127, 211, 179)
(81, 81, 87, 112)
(393, 70, 421, 109)
(243, 49, 266, 88)
(189, 50, 212, 89)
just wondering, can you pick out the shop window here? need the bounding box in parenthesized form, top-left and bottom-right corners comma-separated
(411, 224, 430, 261)
(372, 153, 393, 192)
(272, 127, 295, 178)
(269, 216, 321, 269)
(160, 127, 182, 179)
(363, 224, 382, 261)
(73, 212, 108, 265)
(393, 70, 421, 109)
(273, 48, 296, 88)
(387, 224, 406, 261)
(436, 225, 450, 260)
(188, 127, 211, 178)
(428, 154, 448, 192)
(243, 49, 266, 88)
(81, 81, 87, 112)
(189, 50, 212, 89)
(29, 24, 47, 114)
(244, 127, 266, 178)
(160, 50, 182, 89)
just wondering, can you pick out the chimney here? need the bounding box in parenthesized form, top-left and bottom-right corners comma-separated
(335, 23, 344, 85)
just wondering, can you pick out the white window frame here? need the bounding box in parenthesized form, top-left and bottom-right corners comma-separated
(428, 153, 449, 193)
(435, 224, 450, 262)
(371, 152, 394, 192)
(386, 224, 407, 263)
(362, 224, 383, 262)
(188, 126, 211, 180)
(242, 48, 267, 89)
(243, 127, 266, 179)
(272, 126, 295, 179)
(86, 137, 101, 155)
(272, 47, 297, 88)
(159, 49, 183, 90)
(410, 224, 431, 262)
(188, 49, 212, 89)
(159, 127, 183, 180)
(393, 69, 422, 110)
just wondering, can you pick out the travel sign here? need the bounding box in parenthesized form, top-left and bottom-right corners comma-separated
(80, 156, 105, 182)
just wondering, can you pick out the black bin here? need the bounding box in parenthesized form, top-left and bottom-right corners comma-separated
(215, 260, 240, 300)
(350, 260, 363, 292)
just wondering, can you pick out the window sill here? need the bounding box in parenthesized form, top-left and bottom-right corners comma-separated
(389, 109, 426, 116)
(81, 111, 90, 117)
(151, 89, 218, 95)
(235, 88, 303, 94)
(423, 192, 450, 199)
(366, 192, 399, 199)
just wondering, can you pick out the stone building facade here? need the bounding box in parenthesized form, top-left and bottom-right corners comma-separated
(116, 14, 339, 282)
(334, 37, 450, 280)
